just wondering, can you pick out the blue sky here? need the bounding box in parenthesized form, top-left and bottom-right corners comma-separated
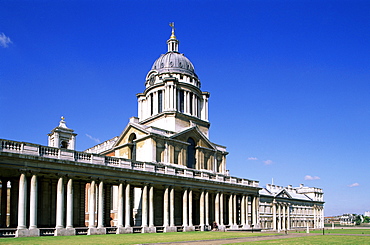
(1, 0, 369, 217)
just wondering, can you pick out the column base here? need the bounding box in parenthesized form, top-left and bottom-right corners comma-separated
(55, 228, 75, 236)
(183, 226, 195, 232)
(116, 226, 133, 234)
(164, 226, 176, 232)
(88, 227, 106, 235)
(218, 225, 226, 232)
(15, 228, 29, 237)
(29, 228, 40, 237)
(242, 224, 250, 229)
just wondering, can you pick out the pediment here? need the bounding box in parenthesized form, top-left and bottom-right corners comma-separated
(275, 189, 292, 199)
(113, 123, 149, 147)
(171, 126, 215, 150)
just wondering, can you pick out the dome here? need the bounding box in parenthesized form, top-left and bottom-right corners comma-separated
(150, 52, 197, 78)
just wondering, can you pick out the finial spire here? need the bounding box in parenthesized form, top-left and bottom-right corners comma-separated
(169, 22, 176, 39)
(167, 22, 179, 52)
(59, 116, 68, 128)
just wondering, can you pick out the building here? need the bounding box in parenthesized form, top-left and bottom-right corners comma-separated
(0, 24, 324, 237)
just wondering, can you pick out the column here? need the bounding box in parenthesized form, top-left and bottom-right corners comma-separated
(163, 186, 169, 227)
(282, 203, 286, 230)
(220, 192, 224, 226)
(278, 204, 281, 231)
(125, 183, 131, 227)
(117, 183, 124, 227)
(29, 175, 37, 229)
(56, 177, 64, 229)
(241, 195, 245, 226)
(215, 192, 220, 224)
(199, 190, 204, 226)
(245, 195, 249, 226)
(205, 191, 209, 226)
(287, 204, 291, 230)
(228, 194, 233, 225)
(97, 181, 104, 228)
(233, 194, 237, 225)
(189, 189, 193, 226)
(66, 178, 73, 228)
(272, 201, 277, 230)
(88, 180, 96, 228)
(149, 185, 154, 227)
(170, 186, 175, 227)
(182, 188, 188, 226)
(142, 184, 148, 228)
(17, 173, 27, 229)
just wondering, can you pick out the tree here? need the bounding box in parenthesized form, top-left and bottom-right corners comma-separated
(364, 216, 370, 223)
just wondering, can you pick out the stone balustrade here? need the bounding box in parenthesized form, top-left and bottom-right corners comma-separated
(0, 139, 259, 188)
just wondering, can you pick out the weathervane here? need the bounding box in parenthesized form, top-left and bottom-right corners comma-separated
(169, 22, 176, 39)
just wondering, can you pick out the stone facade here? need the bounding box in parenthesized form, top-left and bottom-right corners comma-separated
(0, 25, 324, 237)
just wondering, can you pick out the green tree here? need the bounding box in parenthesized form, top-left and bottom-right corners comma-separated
(364, 216, 370, 223)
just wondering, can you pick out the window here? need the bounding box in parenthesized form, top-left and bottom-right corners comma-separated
(60, 141, 68, 148)
(150, 94, 154, 116)
(189, 93, 193, 115)
(158, 90, 163, 113)
(187, 138, 196, 169)
(128, 133, 136, 161)
(178, 90, 184, 113)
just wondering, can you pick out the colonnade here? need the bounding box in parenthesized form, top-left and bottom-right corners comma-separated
(0, 172, 261, 237)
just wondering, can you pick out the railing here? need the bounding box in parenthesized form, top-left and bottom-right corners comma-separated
(39, 228, 55, 236)
(0, 228, 16, 237)
(0, 139, 259, 188)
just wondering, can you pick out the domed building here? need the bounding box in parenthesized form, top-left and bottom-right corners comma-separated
(0, 24, 324, 237)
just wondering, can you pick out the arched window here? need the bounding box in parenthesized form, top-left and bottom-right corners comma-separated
(128, 133, 136, 161)
(60, 141, 68, 149)
(187, 138, 196, 169)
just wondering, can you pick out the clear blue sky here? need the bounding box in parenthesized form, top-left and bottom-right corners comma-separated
(1, 0, 369, 217)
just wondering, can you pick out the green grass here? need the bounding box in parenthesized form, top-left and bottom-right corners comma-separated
(294, 229, 370, 234)
(0, 231, 277, 245)
(228, 235, 370, 244)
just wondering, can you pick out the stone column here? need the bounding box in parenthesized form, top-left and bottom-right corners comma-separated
(97, 181, 104, 228)
(278, 204, 281, 231)
(228, 194, 233, 226)
(233, 194, 237, 226)
(199, 190, 205, 228)
(142, 184, 148, 229)
(188, 189, 193, 227)
(163, 186, 169, 227)
(170, 186, 175, 227)
(287, 204, 291, 230)
(205, 191, 209, 227)
(149, 185, 154, 228)
(125, 183, 131, 228)
(246, 195, 250, 227)
(251, 196, 256, 226)
(29, 175, 37, 229)
(182, 188, 188, 227)
(215, 192, 220, 224)
(117, 183, 124, 228)
(282, 203, 286, 230)
(272, 201, 277, 230)
(56, 177, 65, 229)
(88, 180, 96, 228)
(66, 178, 73, 229)
(17, 173, 27, 230)
(220, 192, 224, 226)
(241, 195, 245, 227)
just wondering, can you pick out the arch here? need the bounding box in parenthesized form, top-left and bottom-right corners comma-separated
(60, 141, 68, 149)
(128, 133, 137, 161)
(187, 138, 196, 169)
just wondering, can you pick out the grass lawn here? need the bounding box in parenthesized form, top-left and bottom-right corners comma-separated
(294, 229, 370, 235)
(0, 231, 277, 245)
(228, 235, 370, 244)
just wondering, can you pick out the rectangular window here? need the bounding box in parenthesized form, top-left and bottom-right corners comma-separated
(150, 94, 153, 115)
(158, 90, 163, 113)
(178, 90, 184, 113)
